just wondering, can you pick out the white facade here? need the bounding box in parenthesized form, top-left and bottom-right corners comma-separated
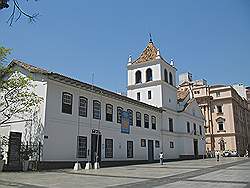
(0, 41, 205, 168)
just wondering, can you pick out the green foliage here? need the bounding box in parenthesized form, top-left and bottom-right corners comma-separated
(0, 46, 11, 65)
(0, 72, 43, 125)
(0, 46, 12, 84)
(0, 46, 43, 125)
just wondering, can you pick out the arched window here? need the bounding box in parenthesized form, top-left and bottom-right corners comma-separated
(164, 69, 168, 83)
(146, 68, 152, 82)
(144, 114, 149, 128)
(135, 70, 142, 84)
(93, 100, 101, 119)
(79, 96, 88, 117)
(152, 116, 156, 130)
(136, 112, 141, 127)
(62, 92, 73, 114)
(117, 107, 123, 123)
(106, 104, 113, 122)
(127, 109, 133, 126)
(216, 117, 225, 131)
(169, 72, 173, 86)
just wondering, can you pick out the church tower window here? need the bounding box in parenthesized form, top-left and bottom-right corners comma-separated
(135, 71, 142, 84)
(164, 69, 168, 83)
(169, 72, 173, 86)
(146, 68, 152, 82)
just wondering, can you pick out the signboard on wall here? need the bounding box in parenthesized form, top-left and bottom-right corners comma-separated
(7, 132, 22, 171)
(121, 111, 130, 134)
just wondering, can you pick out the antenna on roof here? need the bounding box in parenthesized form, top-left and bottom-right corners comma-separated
(149, 33, 153, 43)
(91, 73, 94, 90)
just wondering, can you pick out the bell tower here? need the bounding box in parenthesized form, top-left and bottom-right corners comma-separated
(127, 40, 177, 110)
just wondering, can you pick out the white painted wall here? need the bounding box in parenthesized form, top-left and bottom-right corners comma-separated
(43, 79, 162, 161)
(1, 62, 206, 164)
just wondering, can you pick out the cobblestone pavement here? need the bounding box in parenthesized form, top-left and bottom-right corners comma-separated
(0, 158, 249, 188)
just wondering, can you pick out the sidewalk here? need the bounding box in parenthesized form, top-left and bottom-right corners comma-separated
(0, 157, 249, 188)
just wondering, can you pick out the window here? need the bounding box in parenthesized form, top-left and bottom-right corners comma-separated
(127, 141, 133, 158)
(105, 139, 113, 158)
(79, 97, 88, 117)
(106, 104, 113, 122)
(135, 70, 142, 84)
(93, 100, 101, 119)
(187, 122, 190, 133)
(127, 109, 133, 126)
(218, 122, 224, 131)
(62, 92, 73, 114)
(193, 123, 197, 135)
(169, 118, 173, 132)
(148, 91, 152, 99)
(164, 69, 168, 83)
(144, 114, 149, 128)
(217, 105, 223, 113)
(155, 140, 160, 148)
(137, 92, 140, 101)
(77, 136, 87, 158)
(194, 91, 200, 94)
(152, 116, 156, 130)
(169, 72, 173, 86)
(136, 112, 141, 127)
(199, 125, 202, 135)
(216, 92, 220, 97)
(141, 139, 146, 147)
(170, 141, 174, 148)
(117, 107, 123, 123)
(146, 68, 152, 82)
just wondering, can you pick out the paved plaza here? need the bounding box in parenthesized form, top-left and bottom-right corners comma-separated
(0, 158, 249, 188)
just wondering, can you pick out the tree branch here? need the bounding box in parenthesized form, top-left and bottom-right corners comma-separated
(6, 0, 39, 26)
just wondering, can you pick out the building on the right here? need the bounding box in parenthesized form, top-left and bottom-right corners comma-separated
(246, 87, 250, 110)
(179, 73, 250, 156)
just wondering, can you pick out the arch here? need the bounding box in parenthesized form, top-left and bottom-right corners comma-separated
(135, 70, 142, 84)
(164, 69, 168, 83)
(146, 68, 152, 82)
(169, 72, 173, 85)
(93, 100, 101, 119)
(105, 104, 113, 122)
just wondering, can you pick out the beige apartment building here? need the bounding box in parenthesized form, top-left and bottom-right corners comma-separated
(247, 87, 250, 109)
(179, 73, 250, 156)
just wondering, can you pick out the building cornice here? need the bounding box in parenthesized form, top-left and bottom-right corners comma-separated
(127, 80, 177, 90)
(48, 73, 163, 113)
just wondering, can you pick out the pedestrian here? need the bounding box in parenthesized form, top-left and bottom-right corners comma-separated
(215, 150, 220, 161)
(159, 152, 164, 165)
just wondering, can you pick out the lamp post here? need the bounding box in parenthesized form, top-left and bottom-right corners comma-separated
(200, 136, 206, 159)
(94, 90, 103, 170)
(74, 89, 82, 171)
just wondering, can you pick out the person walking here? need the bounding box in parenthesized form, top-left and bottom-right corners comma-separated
(215, 150, 220, 161)
(159, 152, 164, 165)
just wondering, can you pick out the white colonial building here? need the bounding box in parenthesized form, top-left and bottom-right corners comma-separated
(0, 40, 205, 169)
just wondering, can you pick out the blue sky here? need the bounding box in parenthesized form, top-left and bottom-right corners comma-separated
(1, 0, 250, 92)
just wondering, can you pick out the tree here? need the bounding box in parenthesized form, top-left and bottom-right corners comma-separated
(0, 47, 12, 85)
(0, 0, 39, 26)
(0, 46, 43, 125)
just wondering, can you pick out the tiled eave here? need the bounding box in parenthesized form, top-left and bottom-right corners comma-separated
(47, 72, 163, 113)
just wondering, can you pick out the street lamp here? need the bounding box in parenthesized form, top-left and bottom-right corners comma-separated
(200, 136, 206, 159)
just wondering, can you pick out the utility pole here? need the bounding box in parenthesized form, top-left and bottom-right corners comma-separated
(208, 86, 215, 153)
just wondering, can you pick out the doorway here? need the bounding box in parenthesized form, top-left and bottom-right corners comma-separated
(193, 139, 198, 159)
(91, 134, 102, 164)
(148, 140, 154, 162)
